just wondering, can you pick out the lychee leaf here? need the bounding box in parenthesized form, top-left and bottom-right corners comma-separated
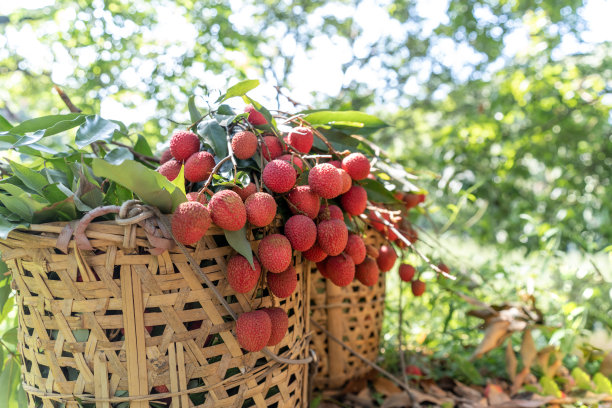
(134, 134, 153, 157)
(216, 79, 260, 103)
(301, 111, 388, 136)
(6, 113, 84, 136)
(224, 227, 254, 268)
(361, 179, 397, 204)
(170, 164, 186, 195)
(0, 115, 12, 131)
(188, 95, 201, 124)
(198, 120, 227, 158)
(75, 115, 119, 149)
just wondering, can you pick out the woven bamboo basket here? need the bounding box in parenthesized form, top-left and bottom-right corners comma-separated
(0, 218, 310, 407)
(309, 228, 386, 390)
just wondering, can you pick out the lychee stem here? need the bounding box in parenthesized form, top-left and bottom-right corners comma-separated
(195, 155, 233, 201)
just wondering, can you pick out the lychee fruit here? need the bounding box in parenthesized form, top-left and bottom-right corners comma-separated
(158, 160, 182, 181)
(245, 192, 277, 227)
(316, 260, 329, 278)
(368, 212, 385, 232)
(258, 234, 292, 273)
(411, 279, 426, 296)
(340, 185, 367, 216)
(355, 257, 379, 286)
(344, 233, 366, 265)
(327, 160, 341, 168)
(317, 219, 348, 256)
(186, 192, 207, 205)
(160, 149, 173, 164)
(261, 135, 283, 160)
(286, 126, 313, 153)
(278, 154, 304, 171)
(405, 365, 423, 377)
(437, 263, 450, 274)
(232, 182, 257, 201)
(341, 153, 370, 180)
(284, 215, 316, 251)
(263, 159, 296, 193)
(303, 243, 327, 263)
(287, 185, 320, 219)
(235, 310, 271, 352)
(309, 163, 343, 199)
(171, 201, 211, 245)
(366, 173, 376, 180)
(338, 168, 352, 194)
(226, 255, 261, 293)
(208, 190, 247, 231)
(244, 104, 268, 125)
(267, 265, 297, 298)
(399, 264, 416, 282)
(377, 245, 397, 272)
(231, 131, 258, 160)
(184, 151, 216, 182)
(403, 193, 420, 209)
(326, 253, 355, 287)
(263, 307, 289, 346)
(318, 204, 344, 221)
(366, 244, 379, 259)
(169, 130, 200, 162)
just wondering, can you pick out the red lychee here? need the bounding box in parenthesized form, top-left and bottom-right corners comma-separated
(227, 255, 261, 293)
(287, 185, 320, 219)
(316, 260, 329, 278)
(411, 280, 426, 296)
(261, 135, 283, 160)
(244, 104, 268, 125)
(186, 192, 207, 205)
(437, 263, 450, 274)
(258, 234, 292, 273)
(344, 233, 366, 265)
(267, 265, 297, 298)
(327, 160, 341, 168)
(171, 201, 211, 245)
(263, 307, 289, 346)
(399, 264, 416, 282)
(245, 192, 277, 227)
(338, 168, 352, 194)
(403, 193, 420, 209)
(184, 151, 215, 182)
(278, 154, 304, 171)
(232, 182, 257, 201)
(231, 131, 258, 160)
(317, 219, 348, 256)
(170, 130, 200, 162)
(318, 204, 344, 221)
(309, 163, 343, 199)
(326, 253, 355, 287)
(340, 185, 367, 216)
(160, 149, 173, 164)
(236, 310, 271, 352)
(405, 365, 423, 377)
(158, 160, 182, 181)
(302, 243, 327, 263)
(286, 126, 313, 153)
(355, 257, 379, 286)
(284, 215, 316, 251)
(341, 153, 370, 180)
(263, 159, 296, 193)
(208, 190, 247, 231)
(377, 244, 397, 272)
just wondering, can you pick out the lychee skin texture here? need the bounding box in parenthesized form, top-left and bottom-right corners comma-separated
(284, 215, 316, 251)
(186, 192, 207, 205)
(318, 204, 344, 221)
(231, 131, 258, 160)
(287, 186, 320, 219)
(356, 257, 380, 286)
(184, 151, 216, 182)
(227, 255, 261, 293)
(411, 280, 426, 296)
(317, 219, 348, 256)
(309, 163, 343, 199)
(258, 234, 292, 273)
(377, 245, 397, 272)
(403, 193, 420, 209)
(261, 136, 283, 160)
(344, 234, 366, 265)
(208, 190, 247, 231)
(170, 131, 200, 162)
(160, 149, 173, 164)
(399, 264, 416, 282)
(303, 243, 327, 263)
(267, 265, 297, 298)
(236, 310, 271, 352)
(245, 192, 277, 227)
(232, 183, 257, 201)
(326, 253, 355, 287)
(437, 263, 450, 274)
(263, 307, 289, 346)
(278, 154, 304, 171)
(263, 159, 296, 193)
(368, 212, 385, 232)
(340, 185, 368, 216)
(286, 126, 313, 153)
(158, 160, 182, 181)
(171, 201, 211, 245)
(339, 168, 352, 194)
(244, 104, 268, 126)
(316, 260, 329, 278)
(328, 160, 342, 168)
(341, 153, 370, 180)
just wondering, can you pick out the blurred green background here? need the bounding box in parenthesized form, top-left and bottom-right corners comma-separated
(1, 0, 611, 404)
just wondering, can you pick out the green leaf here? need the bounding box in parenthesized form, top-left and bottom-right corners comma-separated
(594, 373, 612, 394)
(170, 164, 186, 195)
(75, 115, 119, 148)
(571, 367, 592, 390)
(6, 113, 84, 135)
(9, 161, 48, 194)
(216, 79, 260, 103)
(361, 179, 397, 203)
(539, 376, 562, 397)
(0, 358, 20, 405)
(188, 95, 202, 123)
(0, 282, 11, 312)
(72, 329, 89, 342)
(2, 327, 17, 346)
(0, 217, 29, 239)
(104, 182, 133, 206)
(0, 184, 49, 222)
(104, 147, 134, 165)
(92, 159, 186, 213)
(224, 227, 254, 268)
(198, 120, 227, 158)
(0, 115, 12, 131)
(302, 111, 388, 135)
(32, 197, 78, 223)
(134, 134, 154, 157)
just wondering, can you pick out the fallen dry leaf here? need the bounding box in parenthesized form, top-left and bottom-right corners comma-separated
(372, 377, 403, 397)
(472, 319, 511, 359)
(380, 392, 414, 408)
(520, 329, 537, 370)
(486, 383, 510, 405)
(600, 352, 612, 377)
(356, 386, 372, 401)
(453, 380, 482, 401)
(506, 339, 517, 382)
(421, 379, 450, 398)
(489, 398, 552, 408)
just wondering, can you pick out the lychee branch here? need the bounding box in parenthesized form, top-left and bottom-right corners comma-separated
(195, 155, 233, 201)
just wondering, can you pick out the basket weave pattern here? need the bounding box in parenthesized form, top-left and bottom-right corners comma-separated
(309, 228, 386, 389)
(0, 221, 308, 407)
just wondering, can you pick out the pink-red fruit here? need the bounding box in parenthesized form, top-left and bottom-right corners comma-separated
(317, 219, 348, 256)
(308, 163, 343, 199)
(344, 234, 366, 265)
(227, 255, 261, 293)
(263, 307, 289, 346)
(186, 192, 207, 205)
(160, 149, 173, 164)
(261, 136, 283, 160)
(342, 153, 370, 180)
(284, 215, 316, 251)
(326, 253, 355, 287)
(411, 280, 426, 296)
(399, 264, 416, 282)
(185, 151, 215, 182)
(170, 131, 200, 162)
(158, 160, 182, 181)
(287, 186, 320, 219)
(377, 245, 397, 272)
(236, 310, 271, 352)
(303, 243, 327, 263)
(319, 204, 344, 221)
(244, 104, 268, 125)
(258, 234, 292, 273)
(286, 126, 313, 153)
(338, 168, 352, 194)
(245, 192, 277, 227)
(278, 154, 304, 171)
(208, 190, 247, 231)
(341, 185, 367, 216)
(267, 265, 297, 298)
(355, 257, 380, 286)
(232, 131, 258, 160)
(263, 160, 296, 193)
(232, 183, 257, 201)
(171, 202, 211, 245)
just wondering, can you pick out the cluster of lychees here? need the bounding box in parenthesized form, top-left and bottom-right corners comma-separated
(158, 103, 437, 352)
